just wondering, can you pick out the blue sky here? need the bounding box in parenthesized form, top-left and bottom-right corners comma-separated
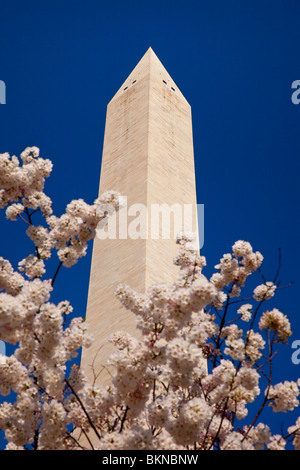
(0, 0, 300, 448)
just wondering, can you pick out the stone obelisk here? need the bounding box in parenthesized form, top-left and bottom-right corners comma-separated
(81, 48, 199, 385)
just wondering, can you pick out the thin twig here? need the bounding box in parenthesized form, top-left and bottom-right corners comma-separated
(283, 426, 300, 441)
(65, 430, 88, 450)
(242, 331, 276, 440)
(17, 213, 31, 225)
(119, 406, 129, 433)
(51, 260, 63, 286)
(24, 206, 41, 259)
(273, 248, 282, 284)
(65, 378, 101, 442)
(51, 240, 71, 286)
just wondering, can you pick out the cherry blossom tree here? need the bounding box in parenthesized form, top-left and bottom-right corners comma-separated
(0, 147, 299, 450)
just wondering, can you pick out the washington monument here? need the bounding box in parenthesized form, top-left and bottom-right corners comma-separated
(81, 48, 199, 384)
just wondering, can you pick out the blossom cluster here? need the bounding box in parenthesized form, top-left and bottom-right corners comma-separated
(84, 235, 298, 450)
(0, 148, 299, 450)
(0, 148, 122, 267)
(0, 147, 53, 217)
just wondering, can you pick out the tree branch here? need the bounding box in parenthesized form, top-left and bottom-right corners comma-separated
(65, 378, 101, 442)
